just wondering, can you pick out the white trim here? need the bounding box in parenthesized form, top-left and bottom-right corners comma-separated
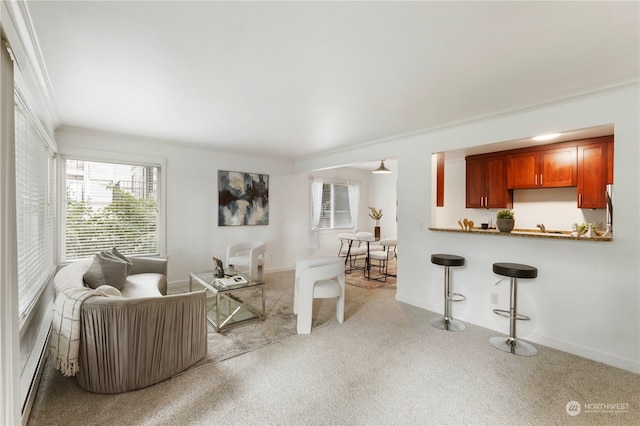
(60, 149, 167, 168)
(20, 321, 50, 426)
(57, 149, 168, 260)
(2, 0, 60, 128)
(2, 3, 59, 423)
(395, 291, 640, 374)
(294, 77, 640, 173)
(14, 87, 56, 155)
(0, 32, 21, 426)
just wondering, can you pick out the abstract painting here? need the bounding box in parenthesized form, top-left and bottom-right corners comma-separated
(218, 170, 269, 226)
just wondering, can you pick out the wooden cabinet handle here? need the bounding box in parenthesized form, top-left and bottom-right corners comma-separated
(534, 174, 537, 186)
(540, 174, 543, 186)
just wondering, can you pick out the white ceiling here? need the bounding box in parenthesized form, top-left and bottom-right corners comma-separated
(26, 1, 639, 160)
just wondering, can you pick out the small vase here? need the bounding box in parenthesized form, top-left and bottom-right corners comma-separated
(374, 225, 380, 240)
(496, 218, 514, 233)
(585, 223, 594, 238)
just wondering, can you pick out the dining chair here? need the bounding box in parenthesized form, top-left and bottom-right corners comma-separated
(368, 238, 397, 281)
(337, 233, 366, 273)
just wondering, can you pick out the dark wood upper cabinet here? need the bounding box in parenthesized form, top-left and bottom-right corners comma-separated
(540, 147, 577, 187)
(577, 137, 613, 209)
(607, 140, 614, 184)
(436, 152, 445, 207)
(466, 135, 613, 210)
(506, 151, 537, 188)
(507, 145, 576, 189)
(466, 158, 484, 208)
(466, 155, 512, 209)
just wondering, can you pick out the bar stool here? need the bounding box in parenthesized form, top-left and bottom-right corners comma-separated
(430, 254, 466, 331)
(490, 262, 537, 356)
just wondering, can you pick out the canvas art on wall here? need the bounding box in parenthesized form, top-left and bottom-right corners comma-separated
(218, 170, 269, 226)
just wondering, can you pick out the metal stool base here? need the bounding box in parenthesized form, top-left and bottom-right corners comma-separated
(489, 336, 537, 356)
(430, 317, 465, 332)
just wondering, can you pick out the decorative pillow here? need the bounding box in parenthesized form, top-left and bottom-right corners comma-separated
(82, 255, 104, 289)
(83, 252, 128, 290)
(95, 285, 123, 297)
(111, 247, 133, 275)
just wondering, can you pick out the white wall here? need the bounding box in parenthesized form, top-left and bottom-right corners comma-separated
(55, 127, 383, 283)
(282, 166, 376, 262)
(368, 164, 398, 240)
(295, 83, 640, 373)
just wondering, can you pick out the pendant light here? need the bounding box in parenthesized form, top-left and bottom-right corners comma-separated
(372, 160, 392, 174)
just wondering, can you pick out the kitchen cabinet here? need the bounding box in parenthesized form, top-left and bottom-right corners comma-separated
(507, 145, 576, 189)
(607, 140, 614, 184)
(436, 152, 444, 206)
(465, 135, 613, 210)
(466, 155, 512, 209)
(577, 137, 612, 209)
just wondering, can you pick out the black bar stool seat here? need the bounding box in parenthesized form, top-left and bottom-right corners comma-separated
(430, 254, 466, 331)
(490, 262, 537, 356)
(431, 254, 466, 268)
(493, 263, 537, 279)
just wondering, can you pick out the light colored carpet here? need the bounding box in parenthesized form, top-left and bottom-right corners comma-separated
(27, 270, 639, 425)
(345, 258, 397, 290)
(176, 272, 327, 371)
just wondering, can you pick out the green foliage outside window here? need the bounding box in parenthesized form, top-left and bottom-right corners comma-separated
(65, 185, 157, 260)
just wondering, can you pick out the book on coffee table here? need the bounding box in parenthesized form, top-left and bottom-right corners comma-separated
(215, 275, 248, 287)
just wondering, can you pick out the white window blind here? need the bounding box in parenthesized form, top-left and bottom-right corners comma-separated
(313, 183, 353, 230)
(63, 159, 160, 261)
(14, 100, 56, 323)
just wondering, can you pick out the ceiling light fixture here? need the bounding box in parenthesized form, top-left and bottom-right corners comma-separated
(372, 160, 392, 174)
(532, 133, 561, 141)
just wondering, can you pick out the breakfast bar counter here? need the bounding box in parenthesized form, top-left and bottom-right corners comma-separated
(428, 227, 613, 242)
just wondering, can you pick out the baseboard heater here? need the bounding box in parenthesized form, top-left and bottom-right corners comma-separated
(21, 327, 50, 426)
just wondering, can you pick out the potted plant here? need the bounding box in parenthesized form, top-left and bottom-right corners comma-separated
(578, 222, 598, 238)
(496, 209, 515, 233)
(368, 206, 383, 239)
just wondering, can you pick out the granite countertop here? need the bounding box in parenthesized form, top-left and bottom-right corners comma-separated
(428, 227, 613, 242)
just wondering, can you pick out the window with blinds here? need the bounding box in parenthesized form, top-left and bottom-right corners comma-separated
(63, 159, 160, 261)
(315, 183, 353, 229)
(14, 100, 56, 324)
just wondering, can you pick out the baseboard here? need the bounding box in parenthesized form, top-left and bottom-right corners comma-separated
(395, 291, 640, 374)
(21, 327, 50, 426)
(524, 332, 640, 374)
(395, 292, 440, 316)
(264, 266, 294, 274)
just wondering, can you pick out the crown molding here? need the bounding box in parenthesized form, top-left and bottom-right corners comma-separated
(295, 76, 640, 167)
(3, 0, 60, 132)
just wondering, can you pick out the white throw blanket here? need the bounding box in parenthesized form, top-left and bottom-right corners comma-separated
(50, 287, 99, 376)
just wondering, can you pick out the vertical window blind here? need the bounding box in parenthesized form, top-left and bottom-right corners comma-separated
(63, 159, 159, 261)
(14, 99, 56, 324)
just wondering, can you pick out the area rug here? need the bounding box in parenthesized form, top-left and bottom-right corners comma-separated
(345, 258, 397, 290)
(176, 270, 326, 374)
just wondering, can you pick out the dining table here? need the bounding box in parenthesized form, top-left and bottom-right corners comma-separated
(341, 232, 377, 279)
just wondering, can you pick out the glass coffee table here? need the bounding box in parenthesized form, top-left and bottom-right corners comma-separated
(189, 269, 265, 333)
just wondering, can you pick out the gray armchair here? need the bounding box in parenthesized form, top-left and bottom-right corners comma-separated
(53, 256, 208, 393)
